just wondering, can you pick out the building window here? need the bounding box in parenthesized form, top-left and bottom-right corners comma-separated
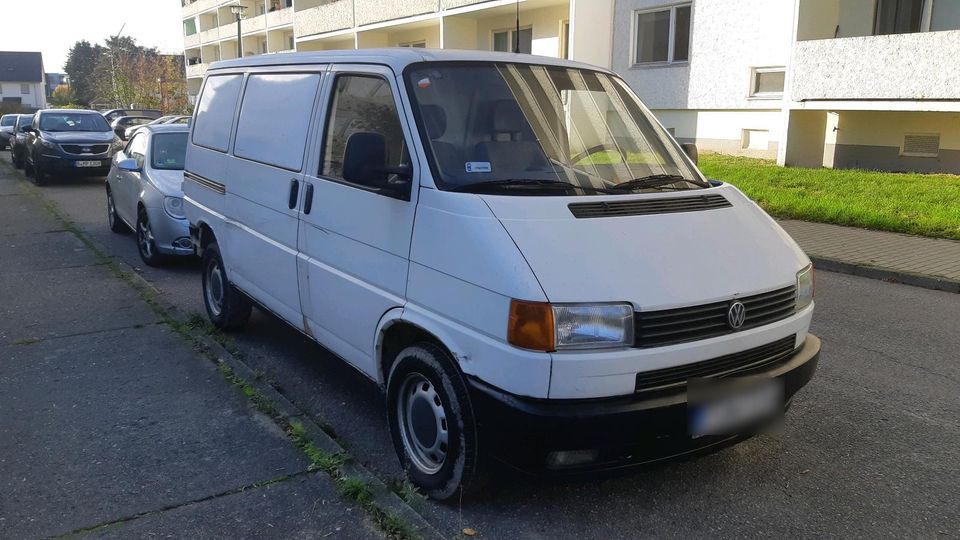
(749, 67, 786, 98)
(493, 27, 532, 54)
(398, 41, 427, 48)
(634, 4, 691, 65)
(875, 0, 924, 35)
(21, 84, 30, 94)
(741, 129, 770, 151)
(901, 133, 940, 157)
(931, 0, 960, 31)
(289, 36, 295, 50)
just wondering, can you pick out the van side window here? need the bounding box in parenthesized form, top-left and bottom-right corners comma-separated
(235, 73, 320, 171)
(321, 75, 408, 189)
(192, 74, 243, 152)
(127, 133, 148, 169)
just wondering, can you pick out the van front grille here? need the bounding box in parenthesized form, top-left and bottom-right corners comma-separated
(568, 193, 731, 218)
(634, 285, 797, 348)
(634, 335, 797, 394)
(61, 144, 110, 155)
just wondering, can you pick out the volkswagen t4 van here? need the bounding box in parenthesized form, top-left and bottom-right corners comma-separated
(184, 49, 820, 500)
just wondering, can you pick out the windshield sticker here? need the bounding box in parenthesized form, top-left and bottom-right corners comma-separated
(417, 77, 432, 89)
(465, 162, 491, 173)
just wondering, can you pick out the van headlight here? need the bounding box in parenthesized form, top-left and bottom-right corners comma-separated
(796, 264, 814, 312)
(508, 300, 634, 352)
(163, 196, 185, 219)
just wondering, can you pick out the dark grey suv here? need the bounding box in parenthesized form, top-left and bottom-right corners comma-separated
(23, 109, 117, 185)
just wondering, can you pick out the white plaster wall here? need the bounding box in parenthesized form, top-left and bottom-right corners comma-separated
(836, 111, 960, 150)
(614, 0, 794, 110)
(569, 0, 614, 67)
(294, 0, 353, 38)
(355, 0, 438, 26)
(791, 30, 960, 100)
(0, 82, 46, 108)
(653, 109, 783, 143)
(387, 25, 441, 48)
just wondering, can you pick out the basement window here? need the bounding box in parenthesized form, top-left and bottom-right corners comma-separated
(901, 133, 940, 157)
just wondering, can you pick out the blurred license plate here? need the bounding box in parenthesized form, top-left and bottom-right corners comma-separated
(689, 377, 783, 438)
(75, 160, 101, 167)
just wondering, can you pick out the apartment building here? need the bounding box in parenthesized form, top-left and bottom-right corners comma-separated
(613, 0, 960, 173)
(180, 0, 614, 100)
(180, 0, 959, 173)
(0, 51, 47, 111)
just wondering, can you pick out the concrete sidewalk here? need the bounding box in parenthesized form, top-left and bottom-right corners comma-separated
(780, 219, 960, 294)
(0, 170, 380, 537)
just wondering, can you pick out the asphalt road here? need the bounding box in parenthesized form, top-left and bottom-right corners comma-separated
(7, 159, 959, 539)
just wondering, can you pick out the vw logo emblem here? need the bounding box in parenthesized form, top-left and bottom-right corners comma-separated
(727, 301, 746, 329)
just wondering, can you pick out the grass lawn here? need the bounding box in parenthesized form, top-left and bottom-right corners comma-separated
(698, 154, 960, 241)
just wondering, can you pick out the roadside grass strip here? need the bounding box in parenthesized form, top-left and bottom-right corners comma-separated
(16, 176, 431, 540)
(700, 153, 960, 240)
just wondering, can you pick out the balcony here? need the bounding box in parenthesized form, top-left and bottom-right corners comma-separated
(294, 1, 353, 38)
(186, 62, 208, 78)
(266, 6, 292, 27)
(354, 0, 437, 26)
(182, 0, 223, 18)
(184, 32, 200, 49)
(791, 30, 960, 102)
(199, 27, 221, 44)
(237, 13, 266, 34)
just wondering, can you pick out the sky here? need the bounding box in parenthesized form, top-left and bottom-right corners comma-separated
(1, 0, 184, 72)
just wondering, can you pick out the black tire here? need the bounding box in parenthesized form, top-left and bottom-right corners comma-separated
(201, 241, 252, 330)
(106, 188, 128, 233)
(31, 157, 46, 186)
(13, 153, 23, 169)
(386, 342, 489, 500)
(136, 207, 166, 266)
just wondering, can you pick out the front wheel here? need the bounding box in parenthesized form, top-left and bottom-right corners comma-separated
(136, 207, 165, 266)
(386, 343, 489, 500)
(31, 157, 46, 186)
(202, 241, 252, 330)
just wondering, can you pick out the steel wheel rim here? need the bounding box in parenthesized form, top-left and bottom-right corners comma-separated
(138, 214, 155, 258)
(206, 260, 224, 317)
(397, 372, 448, 474)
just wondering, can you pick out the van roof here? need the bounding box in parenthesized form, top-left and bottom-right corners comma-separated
(208, 48, 612, 75)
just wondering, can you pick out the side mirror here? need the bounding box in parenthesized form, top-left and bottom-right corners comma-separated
(342, 132, 411, 198)
(114, 126, 127, 140)
(22, 126, 35, 134)
(681, 142, 699, 165)
(117, 158, 140, 172)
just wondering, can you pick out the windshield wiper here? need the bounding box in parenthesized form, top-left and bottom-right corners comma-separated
(451, 179, 621, 195)
(612, 174, 707, 192)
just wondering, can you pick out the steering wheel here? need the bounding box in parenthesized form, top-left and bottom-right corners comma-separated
(570, 143, 623, 165)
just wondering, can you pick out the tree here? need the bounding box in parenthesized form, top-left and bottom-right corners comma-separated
(49, 84, 76, 107)
(64, 40, 104, 106)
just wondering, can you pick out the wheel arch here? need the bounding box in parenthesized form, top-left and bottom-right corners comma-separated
(375, 308, 469, 389)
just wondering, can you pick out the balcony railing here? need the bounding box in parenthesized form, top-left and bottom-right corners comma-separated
(186, 62, 208, 78)
(791, 30, 960, 101)
(266, 6, 293, 27)
(354, 0, 437, 26)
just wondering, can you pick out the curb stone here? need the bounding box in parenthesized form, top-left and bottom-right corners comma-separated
(809, 255, 960, 295)
(6, 163, 442, 540)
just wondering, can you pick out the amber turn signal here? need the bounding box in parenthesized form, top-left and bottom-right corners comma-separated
(508, 299, 555, 352)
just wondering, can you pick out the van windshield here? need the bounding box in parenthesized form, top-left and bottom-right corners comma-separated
(405, 62, 705, 195)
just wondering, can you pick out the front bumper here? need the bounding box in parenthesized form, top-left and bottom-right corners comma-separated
(468, 334, 821, 475)
(144, 205, 193, 256)
(37, 154, 112, 176)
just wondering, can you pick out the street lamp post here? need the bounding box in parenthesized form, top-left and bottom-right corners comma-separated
(157, 77, 164, 112)
(230, 4, 247, 58)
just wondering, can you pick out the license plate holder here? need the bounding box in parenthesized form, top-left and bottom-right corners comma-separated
(689, 377, 783, 438)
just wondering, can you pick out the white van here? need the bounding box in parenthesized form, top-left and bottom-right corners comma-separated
(184, 49, 820, 500)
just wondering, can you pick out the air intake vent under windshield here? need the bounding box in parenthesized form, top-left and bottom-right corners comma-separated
(568, 193, 732, 219)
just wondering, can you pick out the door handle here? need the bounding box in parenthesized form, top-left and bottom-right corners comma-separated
(288, 179, 299, 209)
(303, 183, 314, 215)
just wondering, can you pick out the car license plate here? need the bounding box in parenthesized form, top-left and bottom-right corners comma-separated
(689, 377, 783, 438)
(75, 160, 101, 168)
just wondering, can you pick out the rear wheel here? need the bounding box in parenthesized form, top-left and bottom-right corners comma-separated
(202, 241, 252, 330)
(386, 342, 489, 500)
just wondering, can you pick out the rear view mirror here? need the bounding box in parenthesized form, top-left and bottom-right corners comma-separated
(117, 158, 140, 172)
(681, 142, 699, 165)
(343, 132, 411, 198)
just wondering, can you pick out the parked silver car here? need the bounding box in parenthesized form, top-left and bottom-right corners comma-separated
(106, 124, 192, 265)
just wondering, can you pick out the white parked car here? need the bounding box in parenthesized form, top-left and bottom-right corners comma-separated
(106, 124, 193, 265)
(184, 49, 820, 500)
